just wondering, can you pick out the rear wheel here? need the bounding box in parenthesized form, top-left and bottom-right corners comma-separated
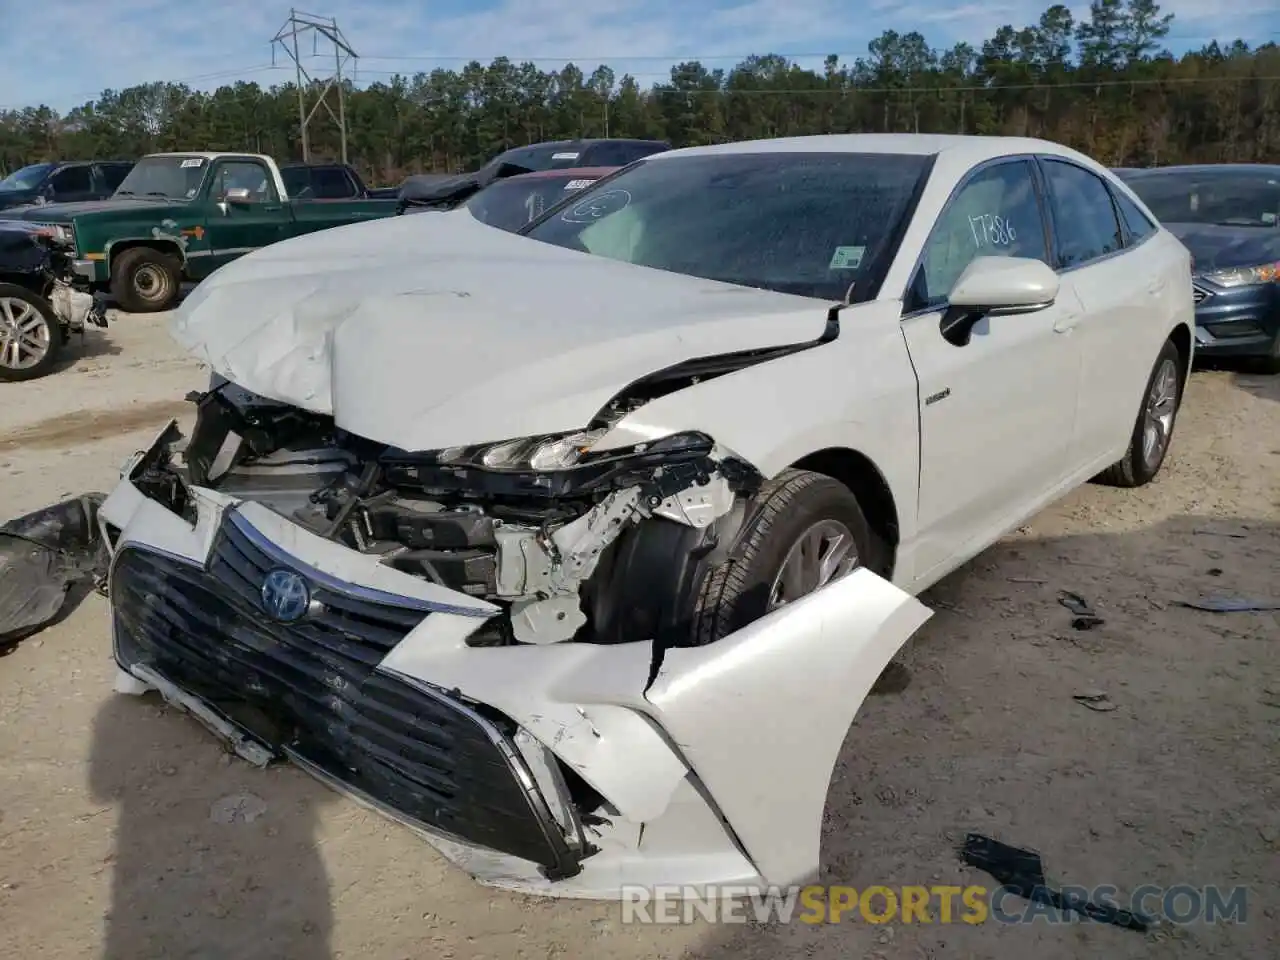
(690, 469, 889, 646)
(110, 246, 181, 313)
(1096, 338, 1184, 487)
(0, 284, 63, 382)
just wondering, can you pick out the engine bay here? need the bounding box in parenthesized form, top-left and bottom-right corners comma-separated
(132, 377, 764, 648)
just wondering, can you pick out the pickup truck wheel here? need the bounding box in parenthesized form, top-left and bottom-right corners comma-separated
(689, 469, 889, 646)
(0, 284, 63, 382)
(1095, 338, 1184, 487)
(111, 247, 180, 313)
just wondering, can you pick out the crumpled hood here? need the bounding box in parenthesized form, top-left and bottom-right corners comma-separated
(171, 209, 831, 451)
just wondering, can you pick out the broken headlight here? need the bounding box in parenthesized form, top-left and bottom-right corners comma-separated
(385, 430, 715, 473)
(31, 222, 76, 247)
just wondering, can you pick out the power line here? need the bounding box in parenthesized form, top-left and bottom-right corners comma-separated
(339, 71, 1280, 96)
(0, 64, 285, 111)
(7, 38, 1277, 113)
(351, 34, 1278, 64)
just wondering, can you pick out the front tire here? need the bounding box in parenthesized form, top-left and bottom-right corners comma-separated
(0, 284, 64, 382)
(1096, 337, 1184, 487)
(690, 469, 888, 646)
(110, 246, 181, 313)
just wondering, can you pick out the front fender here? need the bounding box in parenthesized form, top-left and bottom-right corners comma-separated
(644, 569, 931, 886)
(382, 566, 930, 893)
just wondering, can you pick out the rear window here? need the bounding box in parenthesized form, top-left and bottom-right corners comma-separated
(466, 174, 602, 232)
(524, 152, 930, 301)
(581, 141, 669, 167)
(282, 166, 358, 200)
(100, 163, 132, 191)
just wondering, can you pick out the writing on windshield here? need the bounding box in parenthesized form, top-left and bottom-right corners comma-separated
(115, 156, 209, 200)
(524, 151, 930, 301)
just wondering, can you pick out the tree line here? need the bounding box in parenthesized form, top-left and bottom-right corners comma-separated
(3, 0, 1278, 185)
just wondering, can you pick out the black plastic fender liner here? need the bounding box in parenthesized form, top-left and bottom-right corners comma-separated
(0, 493, 108, 647)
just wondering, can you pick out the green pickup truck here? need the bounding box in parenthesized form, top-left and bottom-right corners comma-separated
(0, 152, 396, 312)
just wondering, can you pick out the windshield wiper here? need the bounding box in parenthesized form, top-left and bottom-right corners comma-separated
(116, 190, 135, 196)
(145, 191, 171, 198)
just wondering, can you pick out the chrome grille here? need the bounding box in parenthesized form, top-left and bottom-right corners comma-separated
(110, 509, 583, 877)
(1192, 282, 1211, 305)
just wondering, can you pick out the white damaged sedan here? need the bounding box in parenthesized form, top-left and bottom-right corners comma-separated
(99, 134, 1194, 898)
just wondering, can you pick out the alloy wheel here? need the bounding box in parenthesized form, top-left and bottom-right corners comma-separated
(0, 296, 52, 370)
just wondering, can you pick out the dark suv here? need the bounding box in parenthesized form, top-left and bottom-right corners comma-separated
(0, 160, 135, 211)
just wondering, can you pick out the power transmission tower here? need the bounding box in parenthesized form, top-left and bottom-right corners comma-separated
(271, 9, 357, 163)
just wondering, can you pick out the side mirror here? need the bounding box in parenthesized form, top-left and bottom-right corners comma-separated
(941, 256, 1060, 346)
(223, 187, 252, 204)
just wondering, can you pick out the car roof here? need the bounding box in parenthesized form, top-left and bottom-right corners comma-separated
(1120, 163, 1280, 176)
(650, 133, 1102, 166)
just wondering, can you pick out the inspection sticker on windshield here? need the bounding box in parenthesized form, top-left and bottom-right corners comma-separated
(564, 179, 596, 190)
(180, 158, 205, 168)
(829, 246, 865, 270)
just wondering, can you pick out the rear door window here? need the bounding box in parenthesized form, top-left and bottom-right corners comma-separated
(98, 163, 132, 191)
(1041, 159, 1124, 268)
(1111, 187, 1158, 245)
(48, 165, 94, 196)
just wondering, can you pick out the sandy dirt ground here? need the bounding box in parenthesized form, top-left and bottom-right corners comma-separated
(0, 312, 1277, 960)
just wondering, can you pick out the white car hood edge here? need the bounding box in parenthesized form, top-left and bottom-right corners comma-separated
(171, 211, 834, 452)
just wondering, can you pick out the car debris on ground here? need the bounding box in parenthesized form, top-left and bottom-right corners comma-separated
(0, 493, 107, 648)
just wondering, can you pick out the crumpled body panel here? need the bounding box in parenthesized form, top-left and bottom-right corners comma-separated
(0, 494, 106, 647)
(166, 210, 829, 451)
(101, 456, 931, 898)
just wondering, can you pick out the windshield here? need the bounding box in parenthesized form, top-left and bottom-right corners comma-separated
(466, 174, 604, 232)
(523, 152, 930, 300)
(1122, 169, 1280, 227)
(114, 156, 210, 200)
(0, 163, 54, 191)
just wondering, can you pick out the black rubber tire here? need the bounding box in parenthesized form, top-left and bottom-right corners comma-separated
(0, 283, 64, 382)
(1095, 337, 1184, 488)
(689, 468, 889, 646)
(110, 246, 181, 313)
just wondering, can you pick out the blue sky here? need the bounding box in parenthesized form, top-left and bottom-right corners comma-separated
(2, 0, 1274, 112)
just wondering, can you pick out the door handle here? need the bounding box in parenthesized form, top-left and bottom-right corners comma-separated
(1053, 311, 1080, 334)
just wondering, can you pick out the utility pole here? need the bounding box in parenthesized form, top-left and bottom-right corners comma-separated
(271, 9, 358, 163)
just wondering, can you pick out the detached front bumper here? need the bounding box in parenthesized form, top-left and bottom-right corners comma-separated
(100, 424, 932, 898)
